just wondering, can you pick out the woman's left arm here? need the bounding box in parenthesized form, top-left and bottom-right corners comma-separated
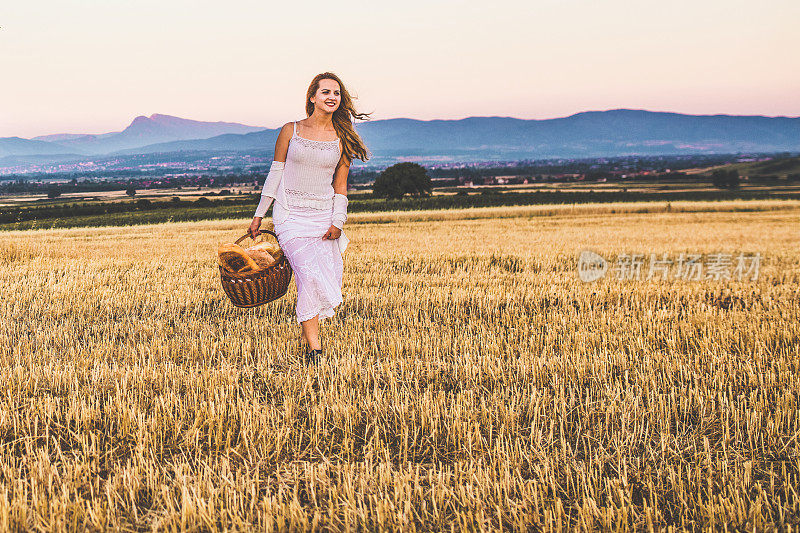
(332, 151, 350, 195)
(323, 152, 350, 240)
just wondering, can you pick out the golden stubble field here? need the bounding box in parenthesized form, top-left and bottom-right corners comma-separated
(0, 201, 798, 531)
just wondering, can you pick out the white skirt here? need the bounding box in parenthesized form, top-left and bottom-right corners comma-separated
(272, 201, 349, 324)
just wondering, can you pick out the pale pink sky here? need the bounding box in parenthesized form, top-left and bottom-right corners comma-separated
(1, 0, 798, 138)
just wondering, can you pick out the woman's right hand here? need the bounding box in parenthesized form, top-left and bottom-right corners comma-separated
(249, 217, 262, 239)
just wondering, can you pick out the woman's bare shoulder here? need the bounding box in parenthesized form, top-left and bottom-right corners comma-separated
(277, 122, 294, 140)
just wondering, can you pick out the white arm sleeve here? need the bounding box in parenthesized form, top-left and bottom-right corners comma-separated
(254, 160, 285, 217)
(261, 160, 285, 198)
(254, 195, 273, 218)
(331, 193, 348, 229)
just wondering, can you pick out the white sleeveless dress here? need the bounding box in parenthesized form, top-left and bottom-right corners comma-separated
(271, 121, 349, 324)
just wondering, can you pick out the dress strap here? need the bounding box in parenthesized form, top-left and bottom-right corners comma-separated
(293, 121, 297, 136)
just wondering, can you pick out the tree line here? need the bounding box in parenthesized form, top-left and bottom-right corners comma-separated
(710, 169, 740, 189)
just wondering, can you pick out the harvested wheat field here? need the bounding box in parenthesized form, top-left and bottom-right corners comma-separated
(0, 200, 799, 531)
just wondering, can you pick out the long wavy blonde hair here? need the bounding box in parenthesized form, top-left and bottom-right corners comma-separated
(304, 72, 371, 163)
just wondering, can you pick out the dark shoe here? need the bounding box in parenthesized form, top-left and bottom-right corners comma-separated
(305, 349, 323, 365)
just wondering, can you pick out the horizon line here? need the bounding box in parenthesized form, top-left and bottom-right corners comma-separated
(16, 107, 800, 140)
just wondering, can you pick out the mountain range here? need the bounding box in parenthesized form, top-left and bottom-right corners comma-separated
(21, 114, 265, 156)
(1, 110, 799, 169)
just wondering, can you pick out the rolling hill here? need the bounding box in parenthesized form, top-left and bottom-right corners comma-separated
(2, 114, 266, 158)
(110, 110, 800, 159)
(2, 110, 798, 169)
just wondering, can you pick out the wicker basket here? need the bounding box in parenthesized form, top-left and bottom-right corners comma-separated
(219, 230, 293, 308)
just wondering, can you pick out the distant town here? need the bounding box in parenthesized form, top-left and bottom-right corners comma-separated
(0, 152, 787, 199)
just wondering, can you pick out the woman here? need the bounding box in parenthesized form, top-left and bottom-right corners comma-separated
(249, 72, 370, 363)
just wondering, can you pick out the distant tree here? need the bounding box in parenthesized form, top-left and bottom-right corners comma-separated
(726, 169, 740, 189)
(171, 196, 181, 204)
(372, 172, 403, 199)
(711, 169, 739, 189)
(372, 162, 432, 199)
(126, 186, 136, 197)
(711, 170, 725, 188)
(195, 197, 213, 206)
(46, 185, 61, 199)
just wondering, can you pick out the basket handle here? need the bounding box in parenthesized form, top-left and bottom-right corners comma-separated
(236, 229, 279, 246)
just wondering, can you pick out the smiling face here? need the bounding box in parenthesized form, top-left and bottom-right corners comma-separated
(310, 78, 341, 113)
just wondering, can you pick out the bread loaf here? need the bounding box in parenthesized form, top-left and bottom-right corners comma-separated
(218, 234, 284, 274)
(217, 243, 260, 273)
(245, 243, 278, 269)
(248, 241, 281, 257)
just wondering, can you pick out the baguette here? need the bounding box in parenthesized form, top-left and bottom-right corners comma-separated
(217, 243, 260, 273)
(248, 241, 281, 258)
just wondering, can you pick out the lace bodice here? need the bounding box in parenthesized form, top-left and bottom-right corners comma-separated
(290, 134, 340, 152)
(282, 121, 342, 210)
